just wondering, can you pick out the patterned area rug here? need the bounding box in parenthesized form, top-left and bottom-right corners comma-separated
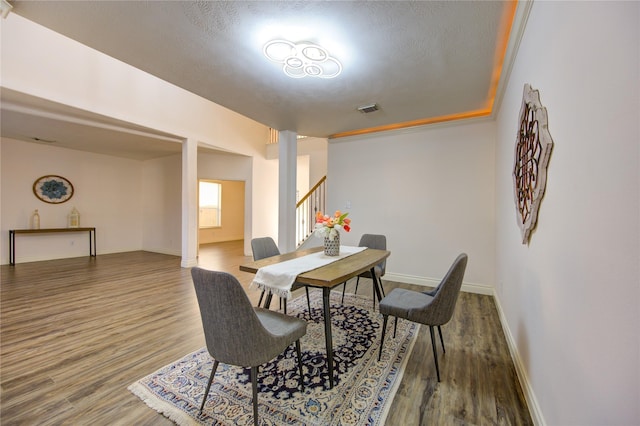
(129, 290, 418, 425)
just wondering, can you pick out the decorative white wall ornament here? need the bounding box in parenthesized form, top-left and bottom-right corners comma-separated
(513, 84, 554, 244)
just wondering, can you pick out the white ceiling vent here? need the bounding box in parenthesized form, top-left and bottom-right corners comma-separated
(357, 104, 379, 113)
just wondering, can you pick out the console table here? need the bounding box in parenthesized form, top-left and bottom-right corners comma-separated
(9, 227, 96, 265)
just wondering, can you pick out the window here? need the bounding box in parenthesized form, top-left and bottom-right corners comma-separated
(199, 180, 221, 228)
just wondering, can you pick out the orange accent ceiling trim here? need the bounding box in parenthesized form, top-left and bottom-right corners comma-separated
(485, 0, 518, 111)
(329, 1, 519, 140)
(329, 109, 492, 139)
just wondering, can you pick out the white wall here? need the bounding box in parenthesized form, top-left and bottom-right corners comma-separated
(1, 138, 145, 262)
(296, 155, 310, 200)
(298, 137, 328, 187)
(494, 2, 639, 425)
(327, 120, 496, 291)
(141, 154, 182, 256)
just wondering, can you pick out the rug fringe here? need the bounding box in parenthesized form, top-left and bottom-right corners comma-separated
(128, 381, 201, 426)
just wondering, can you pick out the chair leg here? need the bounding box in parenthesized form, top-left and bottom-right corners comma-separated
(251, 366, 259, 426)
(372, 281, 376, 310)
(393, 316, 398, 338)
(378, 314, 389, 361)
(199, 360, 219, 413)
(429, 326, 441, 382)
(437, 325, 445, 353)
(355, 276, 360, 294)
(283, 297, 287, 315)
(257, 290, 265, 307)
(264, 292, 274, 309)
(295, 340, 304, 391)
(341, 281, 346, 304)
(305, 287, 311, 314)
(371, 276, 384, 310)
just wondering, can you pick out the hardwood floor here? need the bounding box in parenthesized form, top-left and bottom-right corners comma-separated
(1, 241, 532, 425)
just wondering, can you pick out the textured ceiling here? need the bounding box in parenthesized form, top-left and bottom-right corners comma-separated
(2, 0, 518, 158)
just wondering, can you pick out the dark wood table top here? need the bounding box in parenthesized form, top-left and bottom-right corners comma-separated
(239, 246, 390, 289)
(11, 227, 96, 234)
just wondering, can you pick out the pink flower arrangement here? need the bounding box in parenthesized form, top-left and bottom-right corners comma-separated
(314, 210, 351, 240)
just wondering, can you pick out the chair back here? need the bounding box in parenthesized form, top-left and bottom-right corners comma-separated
(359, 234, 387, 276)
(191, 267, 281, 367)
(251, 237, 280, 261)
(418, 253, 468, 326)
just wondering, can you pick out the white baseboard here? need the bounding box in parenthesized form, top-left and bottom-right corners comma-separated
(181, 257, 198, 267)
(383, 272, 493, 295)
(492, 292, 546, 426)
(143, 247, 182, 257)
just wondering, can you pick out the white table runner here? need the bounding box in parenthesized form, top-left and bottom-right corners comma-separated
(250, 246, 366, 299)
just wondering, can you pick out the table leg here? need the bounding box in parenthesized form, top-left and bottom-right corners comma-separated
(322, 287, 335, 389)
(9, 230, 15, 266)
(90, 228, 96, 257)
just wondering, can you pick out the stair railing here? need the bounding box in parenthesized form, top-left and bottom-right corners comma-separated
(296, 176, 326, 247)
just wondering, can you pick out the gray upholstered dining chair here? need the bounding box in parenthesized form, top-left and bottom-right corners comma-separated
(341, 234, 387, 307)
(377, 253, 468, 382)
(252, 237, 311, 315)
(191, 267, 307, 426)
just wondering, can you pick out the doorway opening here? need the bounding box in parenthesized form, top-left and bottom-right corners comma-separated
(198, 179, 245, 246)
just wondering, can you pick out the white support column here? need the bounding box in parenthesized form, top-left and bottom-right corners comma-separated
(181, 137, 198, 267)
(278, 130, 297, 253)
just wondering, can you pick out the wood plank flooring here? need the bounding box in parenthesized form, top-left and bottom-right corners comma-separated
(1, 240, 532, 425)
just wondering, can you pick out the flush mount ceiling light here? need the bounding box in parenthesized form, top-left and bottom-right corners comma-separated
(263, 40, 342, 79)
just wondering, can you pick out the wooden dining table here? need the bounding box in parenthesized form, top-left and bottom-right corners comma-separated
(240, 246, 391, 389)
